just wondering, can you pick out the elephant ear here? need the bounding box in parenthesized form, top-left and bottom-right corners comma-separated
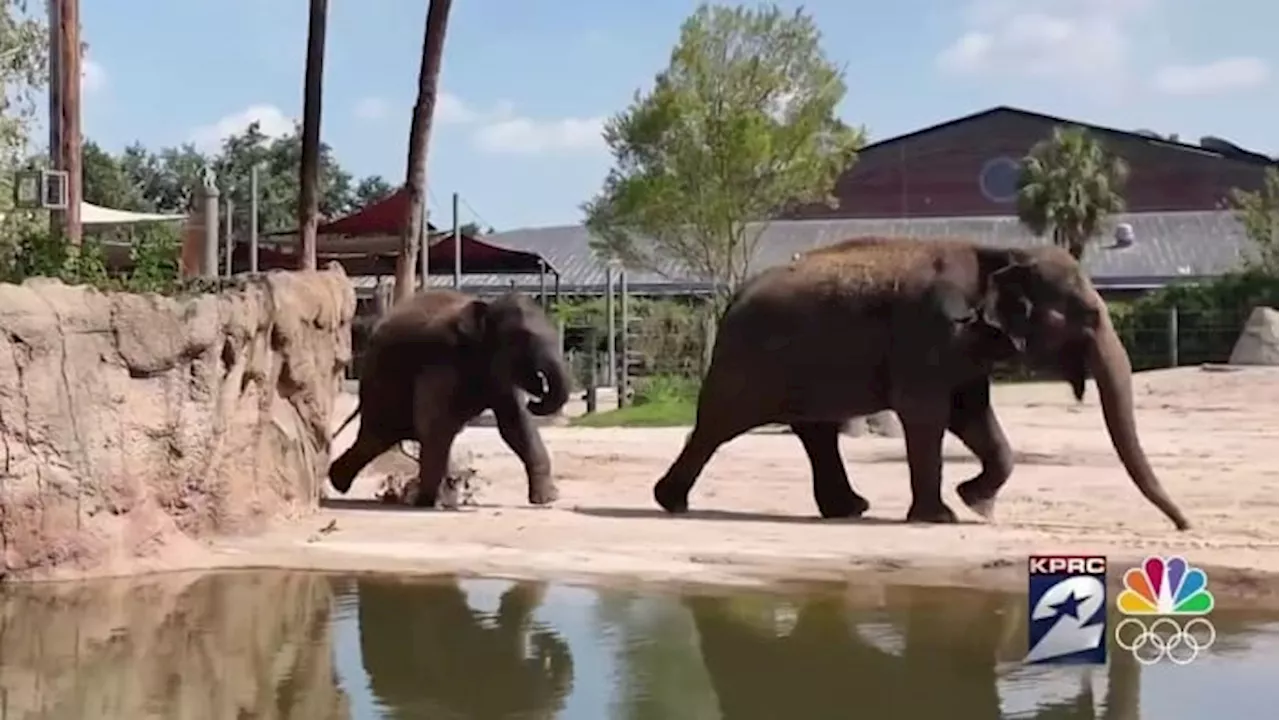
(978, 260, 1037, 354)
(453, 299, 490, 346)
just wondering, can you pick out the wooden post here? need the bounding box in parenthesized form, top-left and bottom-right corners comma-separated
(223, 197, 235, 278)
(586, 328, 598, 415)
(297, 0, 328, 271)
(618, 269, 629, 408)
(605, 264, 616, 386)
(702, 310, 716, 373)
(1167, 306, 1179, 368)
(249, 164, 261, 273)
(48, 0, 83, 246)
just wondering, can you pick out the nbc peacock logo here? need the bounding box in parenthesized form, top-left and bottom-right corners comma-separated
(1114, 555, 1216, 665)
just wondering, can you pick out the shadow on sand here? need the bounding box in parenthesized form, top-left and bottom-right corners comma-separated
(570, 505, 982, 527)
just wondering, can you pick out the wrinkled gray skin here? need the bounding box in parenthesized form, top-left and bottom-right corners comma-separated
(654, 237, 1191, 530)
(330, 290, 570, 507)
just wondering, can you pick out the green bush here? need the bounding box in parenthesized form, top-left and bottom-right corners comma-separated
(1, 224, 185, 294)
(632, 373, 701, 406)
(1110, 268, 1278, 370)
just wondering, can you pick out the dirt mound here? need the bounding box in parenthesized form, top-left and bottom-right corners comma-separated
(0, 266, 356, 581)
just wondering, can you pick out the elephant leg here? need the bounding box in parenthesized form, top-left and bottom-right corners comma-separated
(948, 378, 1015, 520)
(653, 411, 755, 514)
(653, 364, 762, 513)
(791, 421, 869, 519)
(329, 426, 396, 494)
(897, 401, 955, 523)
(653, 424, 735, 513)
(411, 375, 466, 508)
(491, 391, 559, 505)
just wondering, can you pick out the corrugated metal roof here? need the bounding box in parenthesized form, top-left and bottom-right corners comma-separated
(348, 210, 1255, 296)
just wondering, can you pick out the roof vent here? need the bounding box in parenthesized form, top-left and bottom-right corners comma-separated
(1113, 222, 1135, 248)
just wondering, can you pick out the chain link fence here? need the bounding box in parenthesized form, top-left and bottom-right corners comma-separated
(1114, 306, 1244, 371)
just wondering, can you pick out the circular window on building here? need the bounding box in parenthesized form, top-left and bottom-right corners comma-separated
(978, 156, 1022, 204)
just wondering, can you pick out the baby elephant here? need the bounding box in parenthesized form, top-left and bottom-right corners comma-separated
(329, 289, 571, 507)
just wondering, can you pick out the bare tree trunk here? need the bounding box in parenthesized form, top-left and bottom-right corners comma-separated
(395, 0, 454, 303)
(297, 0, 329, 271)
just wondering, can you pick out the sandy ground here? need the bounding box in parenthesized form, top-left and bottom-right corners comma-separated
(203, 365, 1280, 608)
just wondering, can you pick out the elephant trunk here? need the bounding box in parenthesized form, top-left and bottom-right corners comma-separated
(526, 354, 570, 417)
(1085, 309, 1191, 531)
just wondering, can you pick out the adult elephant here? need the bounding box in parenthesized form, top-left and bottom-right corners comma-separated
(653, 237, 1190, 530)
(329, 289, 570, 507)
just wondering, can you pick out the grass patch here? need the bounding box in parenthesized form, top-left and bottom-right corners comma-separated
(569, 397, 696, 427)
(569, 374, 699, 428)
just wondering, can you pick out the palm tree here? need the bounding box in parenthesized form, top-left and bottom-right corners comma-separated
(297, 0, 328, 270)
(395, 0, 454, 302)
(1016, 125, 1129, 261)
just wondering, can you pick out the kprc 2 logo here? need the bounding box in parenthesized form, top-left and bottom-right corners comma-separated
(1025, 555, 1109, 664)
(1113, 555, 1216, 665)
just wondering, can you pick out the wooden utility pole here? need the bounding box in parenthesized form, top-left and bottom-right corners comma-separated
(297, 0, 329, 271)
(395, 0, 454, 302)
(47, 0, 83, 246)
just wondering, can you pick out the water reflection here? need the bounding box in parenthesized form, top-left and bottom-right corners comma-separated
(683, 586, 1007, 718)
(355, 577, 574, 719)
(0, 571, 1273, 720)
(0, 570, 349, 720)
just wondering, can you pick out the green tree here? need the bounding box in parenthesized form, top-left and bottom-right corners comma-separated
(582, 3, 864, 311)
(82, 140, 149, 210)
(1229, 166, 1278, 273)
(352, 174, 395, 207)
(459, 221, 492, 236)
(0, 0, 50, 257)
(1016, 125, 1129, 261)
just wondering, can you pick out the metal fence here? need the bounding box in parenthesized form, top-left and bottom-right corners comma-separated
(1115, 306, 1244, 371)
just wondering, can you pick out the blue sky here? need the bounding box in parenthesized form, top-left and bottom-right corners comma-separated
(74, 0, 1278, 231)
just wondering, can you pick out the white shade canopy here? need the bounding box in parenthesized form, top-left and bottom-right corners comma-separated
(81, 201, 186, 225)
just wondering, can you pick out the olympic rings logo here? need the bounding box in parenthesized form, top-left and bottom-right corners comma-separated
(1114, 616, 1216, 665)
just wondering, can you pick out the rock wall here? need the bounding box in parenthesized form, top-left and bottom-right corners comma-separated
(0, 570, 350, 718)
(0, 267, 356, 580)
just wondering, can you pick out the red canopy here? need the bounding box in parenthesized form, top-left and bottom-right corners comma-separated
(315, 187, 437, 236)
(232, 232, 553, 276)
(252, 187, 555, 276)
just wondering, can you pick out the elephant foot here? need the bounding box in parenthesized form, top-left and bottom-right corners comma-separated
(414, 485, 440, 508)
(653, 478, 690, 514)
(905, 502, 958, 524)
(957, 479, 999, 520)
(816, 490, 870, 519)
(528, 482, 560, 506)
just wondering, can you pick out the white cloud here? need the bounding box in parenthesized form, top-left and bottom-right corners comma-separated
(436, 91, 480, 124)
(190, 104, 295, 152)
(1153, 57, 1269, 96)
(354, 96, 389, 121)
(81, 58, 106, 94)
(936, 0, 1152, 86)
(435, 91, 605, 156)
(472, 116, 606, 155)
